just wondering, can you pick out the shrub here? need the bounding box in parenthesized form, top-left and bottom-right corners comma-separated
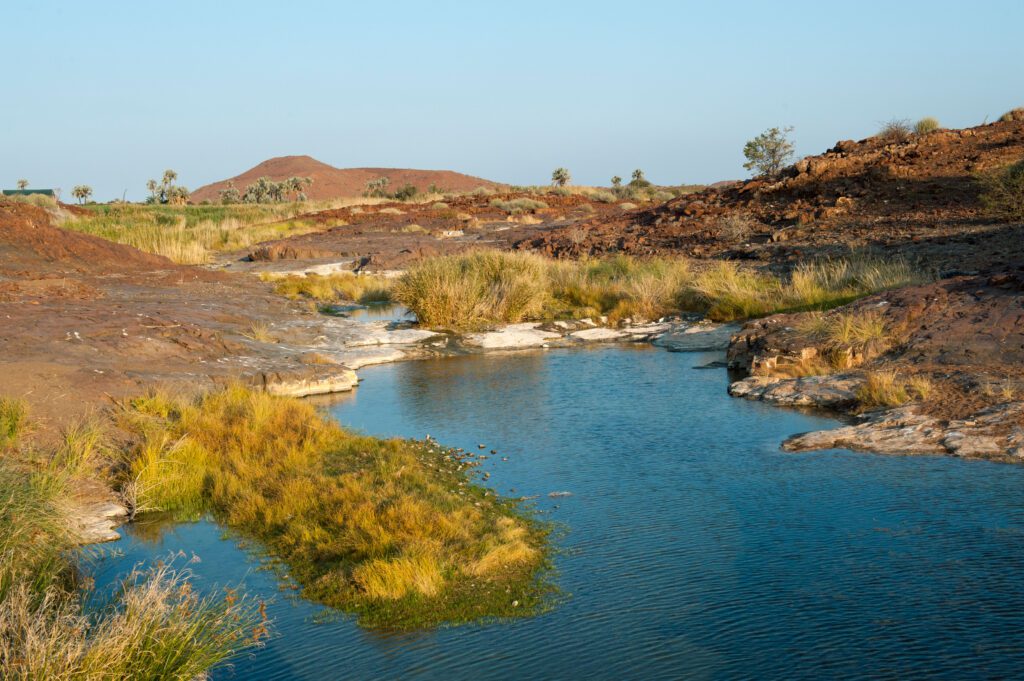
(878, 119, 913, 143)
(392, 183, 418, 201)
(716, 214, 754, 241)
(743, 126, 795, 176)
(489, 198, 548, 214)
(551, 168, 571, 187)
(980, 160, 1024, 222)
(914, 117, 940, 135)
(856, 370, 932, 408)
(999, 107, 1024, 123)
(587, 190, 616, 203)
(393, 251, 550, 330)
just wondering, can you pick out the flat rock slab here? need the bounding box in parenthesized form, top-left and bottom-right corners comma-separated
(569, 327, 628, 342)
(463, 323, 563, 349)
(654, 323, 741, 352)
(783, 402, 1024, 460)
(728, 373, 862, 409)
(72, 500, 129, 544)
(344, 326, 441, 347)
(264, 367, 359, 397)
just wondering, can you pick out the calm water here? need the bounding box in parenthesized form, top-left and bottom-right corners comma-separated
(94, 347, 1024, 680)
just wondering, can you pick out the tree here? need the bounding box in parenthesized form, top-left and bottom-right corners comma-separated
(71, 185, 93, 204)
(743, 126, 795, 176)
(551, 168, 571, 187)
(611, 176, 622, 189)
(364, 176, 391, 198)
(285, 176, 313, 201)
(16, 179, 28, 190)
(220, 182, 241, 204)
(145, 169, 187, 204)
(629, 169, 650, 187)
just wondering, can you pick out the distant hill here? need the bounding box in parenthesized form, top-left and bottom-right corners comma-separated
(189, 155, 501, 203)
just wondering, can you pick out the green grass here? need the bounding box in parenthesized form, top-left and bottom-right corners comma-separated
(0, 463, 265, 679)
(394, 251, 928, 331)
(489, 198, 548, 214)
(116, 386, 551, 629)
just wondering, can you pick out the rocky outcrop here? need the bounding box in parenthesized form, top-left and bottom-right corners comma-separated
(259, 367, 359, 397)
(783, 403, 1024, 461)
(728, 373, 862, 408)
(655, 322, 742, 352)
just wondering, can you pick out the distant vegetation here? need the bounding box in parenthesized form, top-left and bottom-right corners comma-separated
(146, 169, 190, 205)
(116, 386, 551, 628)
(490, 197, 548, 214)
(392, 251, 927, 330)
(230, 176, 313, 204)
(16, 179, 28, 190)
(551, 168, 571, 187)
(59, 203, 326, 264)
(914, 117, 941, 135)
(71, 184, 93, 204)
(364, 176, 419, 201)
(980, 159, 1024, 222)
(999, 107, 1024, 123)
(878, 119, 913, 143)
(743, 127, 795, 176)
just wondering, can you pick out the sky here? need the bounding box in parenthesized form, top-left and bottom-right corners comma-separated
(2, 0, 1023, 201)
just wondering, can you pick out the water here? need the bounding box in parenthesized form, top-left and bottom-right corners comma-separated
(338, 303, 413, 323)
(94, 347, 1024, 680)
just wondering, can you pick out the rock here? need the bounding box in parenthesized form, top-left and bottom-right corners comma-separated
(570, 327, 627, 342)
(463, 323, 562, 350)
(782, 402, 1024, 460)
(343, 325, 441, 347)
(728, 373, 862, 408)
(653, 322, 741, 352)
(263, 367, 358, 397)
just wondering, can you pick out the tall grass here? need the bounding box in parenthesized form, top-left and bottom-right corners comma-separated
(59, 204, 327, 264)
(116, 386, 550, 628)
(394, 251, 927, 330)
(265, 272, 394, 305)
(0, 398, 27, 449)
(0, 464, 265, 679)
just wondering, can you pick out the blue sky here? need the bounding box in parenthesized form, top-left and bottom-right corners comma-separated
(2, 0, 1022, 200)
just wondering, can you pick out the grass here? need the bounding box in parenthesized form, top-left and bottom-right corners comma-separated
(489, 198, 548, 214)
(1000, 107, 1024, 123)
(914, 117, 941, 134)
(856, 370, 933, 408)
(0, 464, 265, 679)
(980, 159, 1024, 222)
(0, 398, 27, 449)
(265, 272, 394, 305)
(116, 386, 551, 629)
(393, 251, 928, 331)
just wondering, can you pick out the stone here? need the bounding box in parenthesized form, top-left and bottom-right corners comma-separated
(462, 323, 562, 350)
(653, 322, 741, 352)
(728, 373, 862, 408)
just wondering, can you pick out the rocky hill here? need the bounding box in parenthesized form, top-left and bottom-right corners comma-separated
(190, 155, 500, 203)
(520, 118, 1024, 272)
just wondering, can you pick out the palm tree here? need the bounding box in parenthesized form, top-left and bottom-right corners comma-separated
(71, 185, 93, 204)
(16, 179, 28, 190)
(551, 168, 571, 187)
(630, 169, 648, 186)
(611, 176, 622, 189)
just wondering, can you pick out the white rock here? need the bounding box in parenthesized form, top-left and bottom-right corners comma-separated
(463, 323, 562, 349)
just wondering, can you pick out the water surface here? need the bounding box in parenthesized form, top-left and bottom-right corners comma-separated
(96, 347, 1024, 680)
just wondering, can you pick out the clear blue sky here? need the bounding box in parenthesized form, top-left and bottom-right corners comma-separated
(2, 0, 1022, 200)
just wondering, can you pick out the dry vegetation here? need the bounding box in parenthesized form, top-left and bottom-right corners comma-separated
(393, 251, 928, 331)
(116, 386, 551, 629)
(0, 413, 264, 679)
(264, 272, 394, 305)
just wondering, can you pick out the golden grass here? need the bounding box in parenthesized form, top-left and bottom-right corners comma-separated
(394, 251, 927, 331)
(856, 370, 934, 408)
(116, 386, 550, 628)
(265, 272, 393, 305)
(0, 463, 264, 679)
(0, 398, 27, 449)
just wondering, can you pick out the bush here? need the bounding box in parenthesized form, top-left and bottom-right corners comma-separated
(716, 214, 754, 241)
(587, 190, 616, 203)
(878, 119, 913, 143)
(743, 126, 795, 176)
(914, 117, 940, 135)
(392, 184, 418, 201)
(489, 198, 548, 214)
(980, 160, 1024, 222)
(999, 107, 1024, 123)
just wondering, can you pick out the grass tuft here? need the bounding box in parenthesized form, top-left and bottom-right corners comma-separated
(0, 399, 28, 449)
(267, 272, 394, 305)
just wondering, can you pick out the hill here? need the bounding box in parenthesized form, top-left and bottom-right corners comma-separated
(520, 117, 1024, 272)
(189, 155, 501, 203)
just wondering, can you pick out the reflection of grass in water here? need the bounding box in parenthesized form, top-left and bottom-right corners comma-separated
(117, 385, 552, 629)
